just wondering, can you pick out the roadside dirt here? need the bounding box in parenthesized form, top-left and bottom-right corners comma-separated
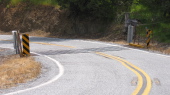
(0, 2, 113, 39)
(0, 49, 41, 89)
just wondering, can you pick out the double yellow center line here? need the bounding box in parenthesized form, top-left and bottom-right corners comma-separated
(96, 52, 152, 95)
(1, 39, 152, 94)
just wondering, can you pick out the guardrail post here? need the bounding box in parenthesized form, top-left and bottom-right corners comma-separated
(12, 30, 23, 57)
(22, 34, 30, 56)
(12, 30, 17, 49)
(12, 30, 20, 54)
(17, 31, 23, 57)
(127, 25, 134, 43)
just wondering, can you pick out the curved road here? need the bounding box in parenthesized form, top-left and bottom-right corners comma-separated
(0, 35, 170, 95)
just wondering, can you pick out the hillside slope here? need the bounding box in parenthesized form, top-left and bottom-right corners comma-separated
(0, 3, 124, 39)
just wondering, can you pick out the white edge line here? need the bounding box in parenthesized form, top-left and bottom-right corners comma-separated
(0, 47, 64, 95)
(79, 40, 170, 58)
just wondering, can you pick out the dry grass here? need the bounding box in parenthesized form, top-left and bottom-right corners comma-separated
(112, 41, 170, 55)
(0, 30, 49, 37)
(166, 48, 170, 54)
(95, 37, 170, 55)
(0, 55, 41, 89)
(0, 31, 11, 35)
(25, 30, 50, 37)
(149, 46, 170, 55)
(112, 40, 128, 45)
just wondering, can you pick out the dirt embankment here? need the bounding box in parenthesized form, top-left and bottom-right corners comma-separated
(0, 2, 169, 54)
(0, 3, 60, 33)
(0, 2, 124, 39)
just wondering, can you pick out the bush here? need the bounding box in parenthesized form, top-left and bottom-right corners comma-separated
(57, 0, 133, 21)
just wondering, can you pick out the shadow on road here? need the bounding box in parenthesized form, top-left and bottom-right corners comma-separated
(35, 46, 128, 55)
(30, 37, 74, 42)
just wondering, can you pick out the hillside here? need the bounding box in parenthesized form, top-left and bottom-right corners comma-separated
(0, 2, 124, 40)
(0, 1, 170, 54)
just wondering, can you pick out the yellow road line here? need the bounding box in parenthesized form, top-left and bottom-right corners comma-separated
(31, 42, 75, 48)
(96, 52, 152, 95)
(1, 38, 151, 94)
(0, 39, 75, 48)
(112, 55, 152, 95)
(0, 39, 12, 41)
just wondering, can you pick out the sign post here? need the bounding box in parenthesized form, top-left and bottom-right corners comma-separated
(22, 34, 30, 56)
(146, 28, 152, 48)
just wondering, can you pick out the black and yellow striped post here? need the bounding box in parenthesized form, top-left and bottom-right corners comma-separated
(146, 29, 152, 48)
(22, 34, 30, 56)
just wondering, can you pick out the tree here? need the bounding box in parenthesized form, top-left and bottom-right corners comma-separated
(137, 0, 170, 20)
(57, 0, 133, 20)
(131, 0, 170, 42)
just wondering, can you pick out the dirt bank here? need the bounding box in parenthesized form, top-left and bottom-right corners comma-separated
(0, 2, 123, 39)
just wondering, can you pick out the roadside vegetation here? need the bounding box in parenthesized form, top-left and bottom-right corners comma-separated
(0, 0, 169, 43)
(0, 0, 169, 54)
(0, 54, 41, 89)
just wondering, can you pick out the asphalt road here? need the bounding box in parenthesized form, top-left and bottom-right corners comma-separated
(0, 35, 170, 95)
